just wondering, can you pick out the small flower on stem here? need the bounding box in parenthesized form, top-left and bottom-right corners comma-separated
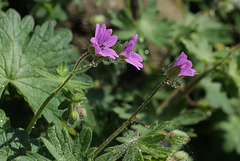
(173, 52, 198, 77)
(120, 34, 143, 70)
(90, 24, 119, 59)
(165, 52, 198, 88)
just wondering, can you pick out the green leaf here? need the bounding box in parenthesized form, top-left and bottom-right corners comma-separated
(138, 135, 171, 156)
(113, 103, 145, 120)
(217, 115, 240, 154)
(123, 142, 143, 161)
(143, 121, 171, 136)
(0, 109, 10, 130)
(0, 128, 39, 161)
(41, 123, 95, 161)
(109, 9, 137, 40)
(35, 68, 92, 93)
(173, 110, 206, 125)
(200, 78, 234, 114)
(0, 9, 79, 124)
(72, 127, 96, 160)
(56, 61, 69, 77)
(41, 137, 65, 160)
(196, 16, 233, 44)
(181, 38, 214, 64)
(109, 0, 174, 47)
(96, 144, 130, 161)
(42, 123, 75, 161)
(13, 152, 51, 161)
(97, 126, 172, 161)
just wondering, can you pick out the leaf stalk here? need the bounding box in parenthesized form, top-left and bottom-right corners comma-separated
(90, 78, 166, 159)
(26, 52, 93, 134)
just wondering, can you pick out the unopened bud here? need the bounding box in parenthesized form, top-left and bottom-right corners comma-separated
(174, 151, 188, 161)
(168, 130, 190, 145)
(79, 107, 87, 117)
(166, 156, 175, 161)
(70, 110, 79, 122)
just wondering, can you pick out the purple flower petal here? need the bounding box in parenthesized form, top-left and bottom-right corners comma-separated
(173, 52, 198, 77)
(124, 34, 138, 50)
(125, 58, 143, 70)
(95, 23, 100, 39)
(103, 29, 113, 42)
(120, 34, 143, 70)
(161, 141, 168, 147)
(173, 52, 188, 67)
(103, 35, 118, 47)
(100, 48, 119, 59)
(92, 40, 101, 54)
(90, 24, 118, 59)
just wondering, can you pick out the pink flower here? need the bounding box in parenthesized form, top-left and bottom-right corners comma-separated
(90, 24, 119, 59)
(173, 52, 198, 77)
(120, 34, 143, 70)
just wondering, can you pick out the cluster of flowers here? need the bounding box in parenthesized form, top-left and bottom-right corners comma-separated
(90, 24, 143, 70)
(90, 24, 198, 77)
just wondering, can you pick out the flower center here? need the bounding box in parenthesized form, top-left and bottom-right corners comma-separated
(99, 43, 105, 50)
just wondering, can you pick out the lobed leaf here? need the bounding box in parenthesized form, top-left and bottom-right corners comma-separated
(109, 0, 174, 47)
(0, 109, 10, 130)
(0, 128, 39, 161)
(0, 9, 80, 125)
(97, 126, 172, 161)
(13, 152, 51, 161)
(143, 121, 171, 136)
(41, 123, 95, 161)
(217, 115, 240, 154)
(200, 78, 234, 115)
(173, 110, 206, 125)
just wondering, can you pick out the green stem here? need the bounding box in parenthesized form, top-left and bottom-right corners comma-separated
(157, 43, 240, 112)
(26, 52, 90, 134)
(90, 78, 166, 159)
(75, 57, 105, 73)
(180, 43, 240, 98)
(159, 0, 221, 67)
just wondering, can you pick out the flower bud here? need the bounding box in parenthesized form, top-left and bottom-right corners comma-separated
(79, 107, 87, 118)
(70, 110, 79, 121)
(174, 151, 188, 161)
(68, 110, 79, 125)
(56, 61, 69, 77)
(168, 130, 190, 145)
(166, 156, 175, 161)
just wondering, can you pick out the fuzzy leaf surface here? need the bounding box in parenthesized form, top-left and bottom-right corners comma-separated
(0, 128, 39, 161)
(0, 110, 39, 160)
(41, 123, 95, 161)
(201, 78, 234, 114)
(217, 115, 240, 154)
(96, 123, 172, 161)
(0, 9, 80, 124)
(13, 152, 51, 161)
(109, 0, 174, 47)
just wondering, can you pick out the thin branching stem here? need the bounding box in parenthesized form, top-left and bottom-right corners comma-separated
(90, 78, 166, 159)
(157, 43, 240, 113)
(26, 52, 91, 134)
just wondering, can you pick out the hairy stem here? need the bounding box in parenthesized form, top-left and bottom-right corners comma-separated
(90, 79, 166, 159)
(157, 43, 240, 112)
(26, 52, 91, 134)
